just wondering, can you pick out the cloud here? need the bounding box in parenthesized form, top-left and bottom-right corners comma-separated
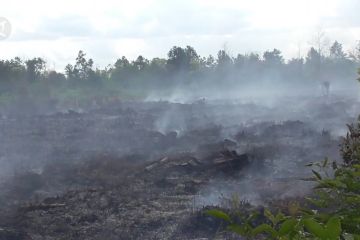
(0, 0, 359, 69)
(11, 2, 249, 40)
(323, 0, 360, 28)
(39, 16, 95, 38)
(9, 16, 95, 41)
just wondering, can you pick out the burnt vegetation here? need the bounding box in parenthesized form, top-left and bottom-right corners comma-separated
(0, 43, 359, 240)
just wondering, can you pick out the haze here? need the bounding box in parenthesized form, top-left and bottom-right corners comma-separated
(1, 1, 360, 239)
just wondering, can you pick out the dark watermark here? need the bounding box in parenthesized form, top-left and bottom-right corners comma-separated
(0, 17, 11, 40)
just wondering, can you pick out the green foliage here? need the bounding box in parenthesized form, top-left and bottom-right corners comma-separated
(207, 117, 360, 239)
(0, 42, 358, 108)
(342, 119, 360, 166)
(206, 209, 232, 222)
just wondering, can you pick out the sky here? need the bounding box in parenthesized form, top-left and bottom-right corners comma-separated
(0, 0, 360, 70)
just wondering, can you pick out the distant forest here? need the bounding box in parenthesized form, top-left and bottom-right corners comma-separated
(0, 40, 360, 109)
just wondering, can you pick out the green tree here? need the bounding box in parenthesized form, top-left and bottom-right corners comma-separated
(217, 50, 233, 68)
(167, 45, 199, 72)
(25, 58, 46, 82)
(305, 47, 322, 80)
(330, 41, 346, 60)
(133, 55, 149, 71)
(65, 50, 100, 86)
(263, 49, 284, 66)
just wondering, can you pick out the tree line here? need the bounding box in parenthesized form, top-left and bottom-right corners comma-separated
(0, 40, 359, 105)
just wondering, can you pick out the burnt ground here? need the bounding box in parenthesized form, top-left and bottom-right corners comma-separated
(0, 95, 358, 239)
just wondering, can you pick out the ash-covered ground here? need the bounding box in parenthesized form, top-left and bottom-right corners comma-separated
(0, 94, 359, 239)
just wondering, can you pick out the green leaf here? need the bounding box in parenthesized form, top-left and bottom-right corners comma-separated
(300, 207, 315, 215)
(205, 209, 232, 222)
(353, 234, 360, 240)
(303, 218, 326, 239)
(353, 164, 360, 170)
(323, 157, 329, 167)
(325, 216, 341, 239)
(345, 195, 360, 204)
(306, 197, 327, 208)
(252, 224, 277, 237)
(316, 179, 346, 189)
(275, 212, 285, 225)
(264, 209, 276, 225)
(248, 211, 260, 221)
(352, 171, 360, 177)
(312, 170, 322, 180)
(278, 218, 297, 236)
(227, 224, 246, 235)
(316, 213, 332, 223)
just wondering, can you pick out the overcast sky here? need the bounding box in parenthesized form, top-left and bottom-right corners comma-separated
(1, 0, 360, 70)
